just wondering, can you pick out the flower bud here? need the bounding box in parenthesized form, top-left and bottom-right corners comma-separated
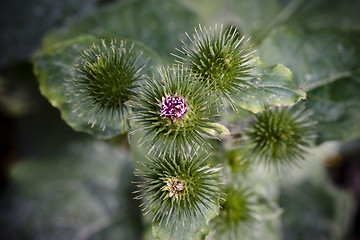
(132, 65, 219, 156)
(134, 152, 222, 228)
(245, 106, 317, 168)
(173, 25, 256, 109)
(66, 39, 145, 131)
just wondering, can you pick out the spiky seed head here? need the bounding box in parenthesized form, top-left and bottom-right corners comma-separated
(132, 65, 219, 157)
(65, 39, 145, 131)
(220, 188, 253, 223)
(173, 25, 256, 109)
(208, 187, 255, 239)
(244, 106, 317, 168)
(135, 152, 222, 228)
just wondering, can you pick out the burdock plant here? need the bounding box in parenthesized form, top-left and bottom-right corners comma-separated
(244, 106, 317, 168)
(173, 25, 256, 109)
(66, 39, 145, 131)
(36, 23, 319, 240)
(132, 65, 221, 157)
(135, 151, 222, 228)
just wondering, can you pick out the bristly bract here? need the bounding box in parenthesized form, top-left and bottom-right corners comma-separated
(132, 65, 220, 157)
(244, 105, 317, 168)
(134, 151, 222, 229)
(66, 39, 145, 131)
(173, 24, 256, 110)
(208, 186, 255, 239)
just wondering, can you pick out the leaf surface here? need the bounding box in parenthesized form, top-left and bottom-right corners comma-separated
(238, 58, 306, 113)
(259, 26, 360, 142)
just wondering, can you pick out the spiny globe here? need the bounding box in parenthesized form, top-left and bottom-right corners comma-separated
(66, 39, 144, 130)
(173, 25, 256, 109)
(245, 106, 317, 168)
(134, 152, 222, 228)
(132, 65, 219, 157)
(220, 188, 253, 223)
(208, 187, 255, 239)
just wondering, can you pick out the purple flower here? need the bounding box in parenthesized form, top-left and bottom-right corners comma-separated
(160, 95, 187, 120)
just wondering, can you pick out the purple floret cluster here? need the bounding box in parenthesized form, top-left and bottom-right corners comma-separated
(160, 95, 187, 120)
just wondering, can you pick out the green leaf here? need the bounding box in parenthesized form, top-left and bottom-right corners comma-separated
(307, 77, 360, 143)
(237, 57, 306, 113)
(181, 0, 284, 40)
(4, 139, 142, 240)
(42, 0, 198, 61)
(289, 0, 360, 31)
(34, 35, 161, 138)
(259, 26, 360, 142)
(35, 35, 100, 108)
(258, 26, 360, 91)
(225, 0, 289, 41)
(182, 0, 360, 44)
(232, 0, 360, 42)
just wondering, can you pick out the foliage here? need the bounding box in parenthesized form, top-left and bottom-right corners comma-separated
(1, 0, 359, 239)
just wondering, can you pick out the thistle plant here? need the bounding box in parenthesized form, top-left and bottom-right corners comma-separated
(132, 65, 220, 156)
(134, 151, 222, 228)
(35, 22, 321, 240)
(244, 105, 317, 168)
(173, 25, 256, 109)
(65, 39, 145, 131)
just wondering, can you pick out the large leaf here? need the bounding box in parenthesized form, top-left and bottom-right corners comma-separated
(307, 77, 360, 143)
(289, 0, 360, 31)
(181, 0, 360, 44)
(42, 0, 198, 61)
(35, 35, 100, 108)
(258, 26, 360, 91)
(258, 26, 360, 142)
(181, 0, 284, 40)
(34, 35, 161, 138)
(237, 57, 306, 113)
(0, 140, 142, 240)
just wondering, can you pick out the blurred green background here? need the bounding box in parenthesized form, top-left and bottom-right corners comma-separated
(1, 0, 359, 239)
